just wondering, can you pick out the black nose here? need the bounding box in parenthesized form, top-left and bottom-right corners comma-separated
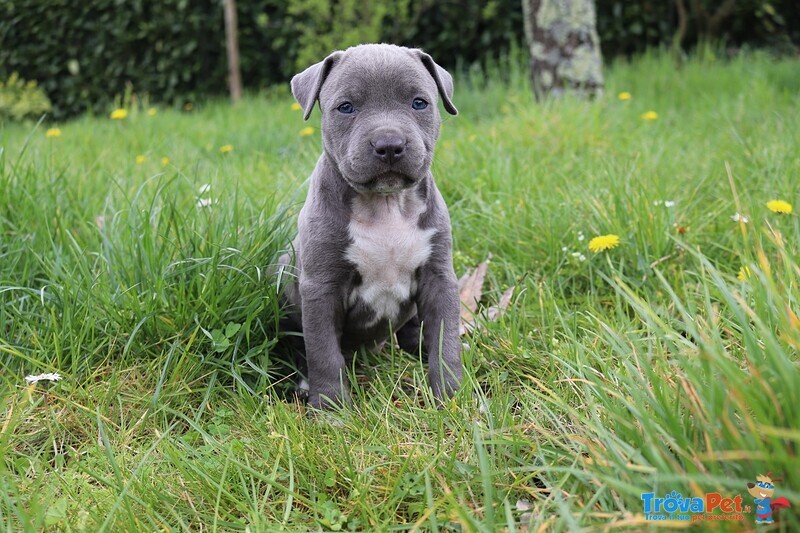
(372, 136, 405, 164)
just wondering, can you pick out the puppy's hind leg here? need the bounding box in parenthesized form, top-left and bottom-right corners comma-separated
(395, 314, 424, 356)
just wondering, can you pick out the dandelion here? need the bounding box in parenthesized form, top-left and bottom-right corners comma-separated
(45, 127, 62, 138)
(618, 91, 632, 101)
(731, 212, 750, 223)
(161, 157, 170, 166)
(135, 155, 146, 164)
(25, 372, 62, 384)
(300, 127, 315, 137)
(588, 234, 621, 253)
(184, 102, 193, 111)
(110, 108, 128, 120)
(219, 144, 233, 153)
(641, 111, 658, 121)
(737, 266, 751, 281)
(291, 102, 302, 111)
(147, 107, 157, 116)
(766, 200, 792, 215)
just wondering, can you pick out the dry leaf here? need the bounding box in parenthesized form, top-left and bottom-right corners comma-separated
(486, 286, 515, 322)
(457, 255, 514, 335)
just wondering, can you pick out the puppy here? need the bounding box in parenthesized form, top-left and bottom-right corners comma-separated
(279, 44, 462, 409)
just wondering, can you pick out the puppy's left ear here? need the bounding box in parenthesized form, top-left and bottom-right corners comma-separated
(291, 51, 344, 120)
(415, 50, 458, 116)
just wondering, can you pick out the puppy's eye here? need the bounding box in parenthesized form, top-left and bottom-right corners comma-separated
(412, 98, 428, 110)
(337, 102, 355, 114)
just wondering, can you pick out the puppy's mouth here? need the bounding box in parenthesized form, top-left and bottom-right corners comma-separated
(347, 172, 417, 194)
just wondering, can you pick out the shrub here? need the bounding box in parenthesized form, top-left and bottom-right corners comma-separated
(0, 72, 52, 123)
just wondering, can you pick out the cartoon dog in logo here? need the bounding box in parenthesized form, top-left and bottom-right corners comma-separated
(747, 473, 791, 524)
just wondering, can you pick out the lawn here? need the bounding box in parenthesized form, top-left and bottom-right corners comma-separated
(1, 51, 799, 531)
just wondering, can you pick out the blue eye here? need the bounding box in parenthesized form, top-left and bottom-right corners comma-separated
(412, 98, 428, 110)
(337, 102, 355, 114)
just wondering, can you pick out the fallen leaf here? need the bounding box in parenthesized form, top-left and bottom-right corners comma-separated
(457, 255, 514, 335)
(486, 286, 515, 322)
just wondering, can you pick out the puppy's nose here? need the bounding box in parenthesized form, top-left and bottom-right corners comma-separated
(372, 136, 405, 164)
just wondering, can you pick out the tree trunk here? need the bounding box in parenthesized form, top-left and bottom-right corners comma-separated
(223, 0, 242, 103)
(522, 0, 604, 100)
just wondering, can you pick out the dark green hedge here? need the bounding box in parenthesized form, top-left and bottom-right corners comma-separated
(1, 0, 796, 120)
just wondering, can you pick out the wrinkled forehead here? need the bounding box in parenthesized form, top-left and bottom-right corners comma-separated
(321, 47, 435, 103)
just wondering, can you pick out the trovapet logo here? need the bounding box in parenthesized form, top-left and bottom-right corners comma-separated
(641, 491, 745, 523)
(746, 472, 791, 525)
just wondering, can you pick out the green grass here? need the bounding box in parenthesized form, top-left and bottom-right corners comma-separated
(1, 50, 799, 531)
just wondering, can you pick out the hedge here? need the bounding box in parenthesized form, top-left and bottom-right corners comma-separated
(1, 0, 796, 120)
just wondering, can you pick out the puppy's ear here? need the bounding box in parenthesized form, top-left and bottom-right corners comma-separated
(414, 50, 458, 116)
(290, 51, 344, 120)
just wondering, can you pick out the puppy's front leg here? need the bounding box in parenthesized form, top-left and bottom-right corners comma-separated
(417, 267, 463, 403)
(300, 280, 350, 409)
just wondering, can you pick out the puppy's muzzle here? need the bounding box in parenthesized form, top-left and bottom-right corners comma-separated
(371, 135, 406, 165)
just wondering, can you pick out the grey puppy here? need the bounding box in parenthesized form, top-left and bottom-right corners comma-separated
(279, 44, 462, 409)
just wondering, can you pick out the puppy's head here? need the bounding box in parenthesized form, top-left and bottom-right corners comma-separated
(291, 44, 457, 194)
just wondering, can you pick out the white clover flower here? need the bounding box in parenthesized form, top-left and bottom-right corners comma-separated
(731, 213, 749, 224)
(25, 372, 62, 384)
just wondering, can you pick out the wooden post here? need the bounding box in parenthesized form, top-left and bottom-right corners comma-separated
(223, 0, 242, 103)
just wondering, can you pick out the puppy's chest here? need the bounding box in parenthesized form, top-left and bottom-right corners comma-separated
(345, 196, 436, 324)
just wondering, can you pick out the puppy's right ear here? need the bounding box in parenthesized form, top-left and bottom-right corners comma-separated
(290, 51, 344, 121)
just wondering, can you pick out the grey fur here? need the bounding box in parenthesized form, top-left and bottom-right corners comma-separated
(281, 44, 462, 409)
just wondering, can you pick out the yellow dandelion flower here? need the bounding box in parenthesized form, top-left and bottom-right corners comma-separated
(300, 127, 315, 137)
(147, 107, 157, 116)
(617, 91, 632, 101)
(291, 102, 302, 111)
(737, 266, 751, 282)
(110, 108, 128, 120)
(45, 127, 62, 138)
(588, 234, 621, 253)
(220, 144, 233, 153)
(135, 155, 146, 164)
(161, 157, 170, 166)
(184, 102, 193, 111)
(766, 199, 792, 214)
(641, 111, 658, 121)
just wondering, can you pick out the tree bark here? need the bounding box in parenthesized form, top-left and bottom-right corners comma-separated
(223, 0, 242, 103)
(522, 0, 604, 100)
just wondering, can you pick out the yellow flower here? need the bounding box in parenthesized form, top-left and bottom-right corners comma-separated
(737, 266, 751, 282)
(45, 127, 61, 138)
(184, 102, 193, 111)
(147, 108, 157, 116)
(110, 108, 128, 120)
(618, 91, 632, 101)
(588, 234, 621, 253)
(135, 155, 146, 164)
(291, 102, 302, 111)
(766, 199, 792, 214)
(641, 111, 658, 121)
(220, 144, 233, 153)
(161, 157, 170, 166)
(300, 127, 315, 137)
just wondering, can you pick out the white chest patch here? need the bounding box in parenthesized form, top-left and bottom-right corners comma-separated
(345, 191, 436, 326)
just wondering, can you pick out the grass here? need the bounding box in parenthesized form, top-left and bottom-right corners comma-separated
(1, 50, 799, 531)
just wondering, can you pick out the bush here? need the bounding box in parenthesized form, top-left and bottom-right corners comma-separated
(0, 72, 52, 123)
(1, 0, 796, 120)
